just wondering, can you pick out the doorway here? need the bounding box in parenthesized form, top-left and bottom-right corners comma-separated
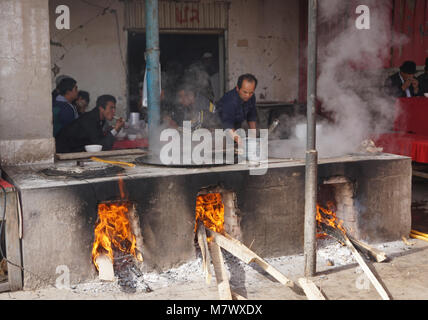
(127, 32, 225, 117)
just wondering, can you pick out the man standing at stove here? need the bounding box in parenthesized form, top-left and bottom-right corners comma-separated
(216, 74, 258, 143)
(55, 95, 124, 153)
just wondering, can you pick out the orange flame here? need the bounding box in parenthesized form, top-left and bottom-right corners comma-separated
(194, 193, 225, 237)
(91, 202, 137, 270)
(316, 201, 346, 237)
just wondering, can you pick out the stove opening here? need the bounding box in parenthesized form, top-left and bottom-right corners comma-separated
(194, 186, 242, 241)
(92, 200, 144, 281)
(318, 176, 358, 238)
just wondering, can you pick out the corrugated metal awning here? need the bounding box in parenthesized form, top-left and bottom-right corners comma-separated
(124, 0, 229, 30)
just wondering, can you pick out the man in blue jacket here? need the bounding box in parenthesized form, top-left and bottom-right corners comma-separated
(52, 77, 79, 136)
(216, 73, 258, 143)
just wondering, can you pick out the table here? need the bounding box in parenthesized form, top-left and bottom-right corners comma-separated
(112, 138, 148, 150)
(394, 97, 428, 135)
(374, 132, 428, 163)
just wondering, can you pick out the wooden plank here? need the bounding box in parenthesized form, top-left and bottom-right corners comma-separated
(4, 189, 23, 291)
(207, 230, 295, 288)
(343, 235, 391, 300)
(412, 170, 428, 180)
(56, 149, 147, 160)
(298, 278, 326, 300)
(347, 236, 388, 263)
(0, 282, 10, 293)
(95, 254, 115, 281)
(231, 291, 247, 300)
(196, 223, 212, 284)
(208, 241, 232, 300)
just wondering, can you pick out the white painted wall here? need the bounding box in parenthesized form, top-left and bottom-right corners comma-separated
(49, 0, 128, 118)
(49, 0, 300, 113)
(228, 0, 300, 102)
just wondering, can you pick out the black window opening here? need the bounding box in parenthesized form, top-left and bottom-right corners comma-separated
(127, 32, 222, 118)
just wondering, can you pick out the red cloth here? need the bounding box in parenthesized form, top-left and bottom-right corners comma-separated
(394, 98, 428, 135)
(112, 138, 148, 150)
(375, 132, 428, 163)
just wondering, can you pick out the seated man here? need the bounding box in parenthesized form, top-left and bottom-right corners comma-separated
(216, 73, 258, 142)
(55, 95, 124, 153)
(384, 61, 419, 97)
(417, 58, 428, 96)
(52, 77, 79, 137)
(165, 84, 217, 130)
(73, 90, 90, 116)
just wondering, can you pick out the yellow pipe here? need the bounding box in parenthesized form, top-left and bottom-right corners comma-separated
(411, 229, 428, 237)
(90, 157, 135, 168)
(410, 233, 428, 242)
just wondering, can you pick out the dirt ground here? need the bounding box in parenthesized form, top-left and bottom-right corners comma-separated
(1, 176, 428, 301)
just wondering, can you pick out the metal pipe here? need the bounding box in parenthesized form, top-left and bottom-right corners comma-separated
(145, 0, 161, 151)
(304, 0, 318, 277)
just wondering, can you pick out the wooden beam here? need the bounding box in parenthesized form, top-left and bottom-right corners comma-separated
(196, 222, 213, 284)
(347, 236, 388, 263)
(231, 291, 248, 300)
(0, 282, 10, 293)
(319, 223, 390, 300)
(298, 278, 326, 300)
(208, 241, 232, 300)
(343, 235, 391, 300)
(207, 229, 295, 288)
(56, 149, 147, 160)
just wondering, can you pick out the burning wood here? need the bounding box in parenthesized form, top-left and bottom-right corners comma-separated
(92, 202, 143, 274)
(194, 193, 225, 237)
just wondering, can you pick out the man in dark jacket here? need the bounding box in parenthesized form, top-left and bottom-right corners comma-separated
(216, 74, 258, 143)
(52, 77, 79, 137)
(417, 57, 428, 96)
(55, 95, 124, 153)
(384, 61, 419, 98)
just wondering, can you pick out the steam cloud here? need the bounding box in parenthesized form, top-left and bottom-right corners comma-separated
(272, 0, 408, 159)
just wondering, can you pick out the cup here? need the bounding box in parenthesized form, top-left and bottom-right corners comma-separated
(130, 112, 140, 126)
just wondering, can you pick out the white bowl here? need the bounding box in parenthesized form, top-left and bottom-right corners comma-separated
(84, 144, 102, 152)
(128, 134, 137, 141)
(424, 93, 428, 98)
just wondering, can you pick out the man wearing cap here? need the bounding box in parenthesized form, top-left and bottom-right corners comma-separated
(384, 61, 419, 98)
(416, 58, 428, 96)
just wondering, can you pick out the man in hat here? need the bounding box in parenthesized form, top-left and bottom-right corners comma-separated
(416, 58, 428, 96)
(384, 61, 419, 97)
